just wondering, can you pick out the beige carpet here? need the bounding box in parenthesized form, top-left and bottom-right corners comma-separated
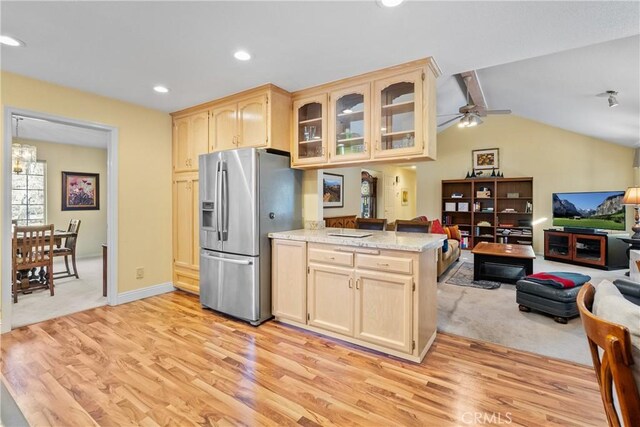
(11, 256, 107, 328)
(437, 250, 627, 365)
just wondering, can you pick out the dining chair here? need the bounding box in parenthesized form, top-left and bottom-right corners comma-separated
(12, 224, 55, 303)
(53, 219, 81, 279)
(395, 219, 431, 233)
(355, 218, 387, 231)
(577, 283, 640, 426)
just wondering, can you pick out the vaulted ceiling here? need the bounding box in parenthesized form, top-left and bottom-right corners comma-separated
(2, 1, 639, 147)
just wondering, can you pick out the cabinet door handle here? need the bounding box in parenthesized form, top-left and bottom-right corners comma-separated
(348, 278, 353, 289)
(236, 135, 241, 146)
(377, 262, 389, 266)
(355, 278, 360, 290)
(328, 256, 335, 260)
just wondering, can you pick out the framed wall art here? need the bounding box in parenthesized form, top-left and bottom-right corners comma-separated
(322, 173, 344, 208)
(62, 171, 100, 210)
(472, 148, 499, 170)
(401, 188, 409, 206)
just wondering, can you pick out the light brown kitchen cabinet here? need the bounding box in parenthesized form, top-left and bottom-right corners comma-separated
(354, 271, 413, 353)
(173, 111, 209, 172)
(204, 85, 291, 152)
(210, 102, 238, 152)
(173, 172, 200, 294)
(373, 69, 424, 159)
(271, 239, 307, 323)
(171, 84, 292, 294)
(289, 57, 440, 169)
(292, 95, 328, 166)
(271, 240, 438, 362)
(308, 264, 355, 336)
(328, 84, 370, 163)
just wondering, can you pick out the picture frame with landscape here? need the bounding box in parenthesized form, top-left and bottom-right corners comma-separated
(472, 148, 499, 170)
(322, 173, 344, 208)
(62, 171, 100, 211)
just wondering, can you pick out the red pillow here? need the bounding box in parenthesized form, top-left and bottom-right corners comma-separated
(431, 219, 446, 235)
(413, 216, 429, 222)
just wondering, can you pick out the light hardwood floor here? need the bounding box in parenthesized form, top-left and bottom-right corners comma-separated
(1, 291, 606, 426)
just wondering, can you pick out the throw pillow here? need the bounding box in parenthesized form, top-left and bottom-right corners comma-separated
(449, 225, 462, 241)
(431, 219, 446, 235)
(413, 216, 429, 222)
(593, 280, 640, 396)
(443, 226, 452, 240)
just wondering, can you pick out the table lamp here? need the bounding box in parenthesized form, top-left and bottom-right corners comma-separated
(623, 187, 640, 239)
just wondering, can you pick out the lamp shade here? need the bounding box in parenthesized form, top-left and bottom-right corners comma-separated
(623, 187, 640, 205)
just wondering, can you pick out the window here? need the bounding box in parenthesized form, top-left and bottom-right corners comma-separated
(12, 161, 46, 226)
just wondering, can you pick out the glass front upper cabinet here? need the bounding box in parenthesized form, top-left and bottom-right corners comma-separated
(329, 84, 370, 162)
(293, 95, 327, 165)
(373, 70, 423, 158)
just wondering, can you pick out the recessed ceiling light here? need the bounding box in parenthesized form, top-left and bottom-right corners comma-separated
(379, 0, 404, 7)
(234, 50, 251, 61)
(153, 85, 170, 93)
(0, 35, 25, 47)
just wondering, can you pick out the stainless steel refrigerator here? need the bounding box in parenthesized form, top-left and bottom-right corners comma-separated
(199, 148, 302, 325)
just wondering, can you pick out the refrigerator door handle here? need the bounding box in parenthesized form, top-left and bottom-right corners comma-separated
(221, 163, 229, 241)
(202, 252, 253, 265)
(216, 160, 222, 241)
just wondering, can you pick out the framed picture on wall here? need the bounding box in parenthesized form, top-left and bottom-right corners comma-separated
(322, 173, 344, 208)
(472, 148, 499, 170)
(62, 171, 100, 210)
(401, 188, 409, 206)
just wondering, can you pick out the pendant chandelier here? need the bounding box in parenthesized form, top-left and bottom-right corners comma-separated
(11, 116, 36, 174)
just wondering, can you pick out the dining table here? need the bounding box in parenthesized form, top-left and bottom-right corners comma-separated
(13, 228, 77, 247)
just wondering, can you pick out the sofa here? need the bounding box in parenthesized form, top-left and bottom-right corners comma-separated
(406, 216, 460, 279)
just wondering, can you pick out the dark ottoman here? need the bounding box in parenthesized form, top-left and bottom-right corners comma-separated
(516, 279, 584, 324)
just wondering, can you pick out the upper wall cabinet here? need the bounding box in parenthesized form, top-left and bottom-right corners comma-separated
(290, 58, 440, 169)
(328, 84, 371, 163)
(173, 111, 209, 173)
(172, 84, 292, 164)
(373, 70, 423, 159)
(293, 94, 328, 165)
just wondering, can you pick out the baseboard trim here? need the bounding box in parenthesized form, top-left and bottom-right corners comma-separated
(116, 282, 175, 305)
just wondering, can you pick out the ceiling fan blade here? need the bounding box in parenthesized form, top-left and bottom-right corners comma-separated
(438, 115, 463, 127)
(437, 113, 464, 117)
(486, 109, 512, 115)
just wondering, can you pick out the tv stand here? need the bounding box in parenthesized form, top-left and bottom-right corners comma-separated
(544, 229, 627, 270)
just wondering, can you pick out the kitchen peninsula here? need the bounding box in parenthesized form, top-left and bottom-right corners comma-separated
(269, 228, 445, 362)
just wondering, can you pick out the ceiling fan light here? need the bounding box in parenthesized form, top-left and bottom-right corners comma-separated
(468, 115, 483, 127)
(458, 116, 469, 128)
(608, 94, 618, 108)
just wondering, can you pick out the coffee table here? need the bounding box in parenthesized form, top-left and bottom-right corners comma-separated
(472, 242, 536, 283)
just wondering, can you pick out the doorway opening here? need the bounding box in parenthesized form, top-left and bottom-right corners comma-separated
(2, 108, 118, 331)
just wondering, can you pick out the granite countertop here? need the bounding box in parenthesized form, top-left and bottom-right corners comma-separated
(268, 228, 445, 252)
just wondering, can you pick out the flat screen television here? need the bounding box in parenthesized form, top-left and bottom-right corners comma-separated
(552, 191, 626, 231)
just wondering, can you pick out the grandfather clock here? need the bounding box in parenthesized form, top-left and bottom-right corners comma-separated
(361, 171, 378, 218)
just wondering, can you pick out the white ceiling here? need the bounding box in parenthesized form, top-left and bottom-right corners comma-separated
(1, 1, 639, 146)
(12, 116, 109, 149)
(477, 36, 640, 147)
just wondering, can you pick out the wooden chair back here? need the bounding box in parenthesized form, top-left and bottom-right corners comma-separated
(64, 219, 81, 250)
(355, 218, 387, 231)
(395, 220, 431, 233)
(577, 283, 640, 426)
(13, 224, 55, 270)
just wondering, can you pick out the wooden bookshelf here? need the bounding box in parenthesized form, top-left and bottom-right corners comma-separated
(442, 177, 533, 249)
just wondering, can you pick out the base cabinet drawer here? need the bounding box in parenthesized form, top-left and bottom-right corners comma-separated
(356, 253, 413, 275)
(308, 246, 354, 267)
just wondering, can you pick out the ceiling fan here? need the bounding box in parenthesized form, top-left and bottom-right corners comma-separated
(438, 74, 512, 128)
